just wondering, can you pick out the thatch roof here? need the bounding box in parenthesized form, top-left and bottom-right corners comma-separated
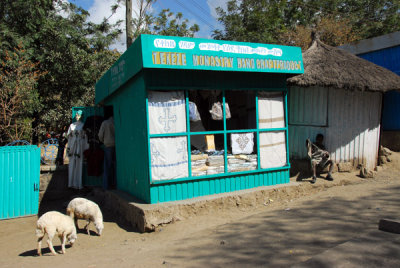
(287, 39, 400, 92)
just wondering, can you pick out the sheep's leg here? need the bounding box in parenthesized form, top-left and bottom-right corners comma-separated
(74, 217, 79, 231)
(47, 235, 57, 256)
(84, 220, 91, 235)
(60, 234, 66, 254)
(37, 235, 44, 256)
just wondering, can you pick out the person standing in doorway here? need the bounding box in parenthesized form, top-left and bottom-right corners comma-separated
(98, 107, 116, 189)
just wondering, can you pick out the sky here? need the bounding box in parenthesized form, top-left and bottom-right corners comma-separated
(66, 0, 229, 52)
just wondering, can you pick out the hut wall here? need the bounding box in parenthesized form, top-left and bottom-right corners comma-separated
(105, 73, 151, 203)
(289, 86, 381, 170)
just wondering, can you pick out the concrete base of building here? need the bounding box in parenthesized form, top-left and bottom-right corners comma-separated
(91, 182, 300, 233)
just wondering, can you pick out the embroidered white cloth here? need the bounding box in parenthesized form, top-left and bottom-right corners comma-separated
(258, 92, 285, 129)
(148, 91, 186, 134)
(150, 136, 188, 181)
(260, 131, 287, 169)
(231, 133, 254, 155)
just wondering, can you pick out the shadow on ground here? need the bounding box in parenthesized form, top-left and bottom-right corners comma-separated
(163, 181, 400, 267)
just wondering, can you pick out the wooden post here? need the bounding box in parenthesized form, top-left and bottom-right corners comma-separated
(126, 0, 133, 49)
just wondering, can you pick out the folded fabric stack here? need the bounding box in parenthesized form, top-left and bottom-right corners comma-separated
(227, 154, 258, 172)
(206, 155, 225, 175)
(191, 154, 208, 176)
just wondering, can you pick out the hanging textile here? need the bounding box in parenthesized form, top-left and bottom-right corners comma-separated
(258, 92, 285, 129)
(231, 133, 254, 155)
(189, 101, 201, 122)
(209, 102, 231, 120)
(150, 136, 188, 181)
(260, 131, 287, 169)
(148, 91, 186, 134)
(67, 128, 89, 189)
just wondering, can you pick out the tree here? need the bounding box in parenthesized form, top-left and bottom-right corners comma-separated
(118, 0, 199, 44)
(282, 15, 360, 50)
(0, 0, 122, 142)
(213, 0, 400, 47)
(151, 9, 200, 37)
(123, 0, 155, 48)
(0, 44, 42, 144)
(213, 0, 289, 43)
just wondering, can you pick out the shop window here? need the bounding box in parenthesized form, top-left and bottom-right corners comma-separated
(228, 132, 258, 172)
(191, 134, 225, 176)
(150, 136, 188, 181)
(225, 91, 256, 130)
(188, 90, 224, 132)
(258, 92, 285, 129)
(147, 89, 288, 181)
(148, 91, 186, 134)
(259, 131, 287, 169)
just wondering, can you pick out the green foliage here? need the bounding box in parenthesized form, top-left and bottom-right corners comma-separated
(116, 1, 200, 40)
(213, 0, 400, 46)
(0, 44, 42, 144)
(150, 9, 200, 37)
(0, 0, 121, 142)
(0, 0, 198, 143)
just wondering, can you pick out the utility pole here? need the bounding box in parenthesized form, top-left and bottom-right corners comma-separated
(126, 0, 133, 49)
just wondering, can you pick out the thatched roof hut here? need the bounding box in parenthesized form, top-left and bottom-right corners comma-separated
(287, 38, 400, 171)
(287, 39, 400, 92)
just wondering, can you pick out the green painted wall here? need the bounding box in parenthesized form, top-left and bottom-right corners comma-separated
(150, 169, 289, 203)
(104, 73, 150, 202)
(0, 145, 40, 219)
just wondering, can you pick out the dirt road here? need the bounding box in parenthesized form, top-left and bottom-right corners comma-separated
(1, 156, 400, 267)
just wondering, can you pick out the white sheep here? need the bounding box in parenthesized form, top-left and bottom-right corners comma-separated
(66, 197, 104, 236)
(36, 211, 77, 256)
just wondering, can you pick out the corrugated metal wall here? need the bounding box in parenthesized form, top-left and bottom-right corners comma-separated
(0, 146, 40, 219)
(359, 46, 400, 75)
(150, 169, 289, 203)
(358, 45, 400, 131)
(289, 86, 328, 126)
(289, 87, 381, 170)
(106, 74, 151, 203)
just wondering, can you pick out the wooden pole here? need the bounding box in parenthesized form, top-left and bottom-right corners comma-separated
(126, 0, 133, 49)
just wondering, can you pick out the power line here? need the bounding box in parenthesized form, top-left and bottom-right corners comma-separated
(188, 0, 211, 18)
(174, 0, 215, 30)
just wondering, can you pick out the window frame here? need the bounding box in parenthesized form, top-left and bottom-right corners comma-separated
(146, 89, 290, 184)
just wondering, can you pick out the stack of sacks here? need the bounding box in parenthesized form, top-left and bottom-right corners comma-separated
(206, 155, 225, 175)
(227, 154, 258, 172)
(191, 154, 208, 176)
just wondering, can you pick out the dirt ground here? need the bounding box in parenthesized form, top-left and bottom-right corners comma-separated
(1, 154, 400, 268)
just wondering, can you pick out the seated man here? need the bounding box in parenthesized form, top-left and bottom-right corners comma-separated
(306, 134, 334, 184)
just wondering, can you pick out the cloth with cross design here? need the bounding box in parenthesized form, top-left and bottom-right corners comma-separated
(148, 91, 188, 180)
(148, 91, 186, 134)
(150, 137, 188, 180)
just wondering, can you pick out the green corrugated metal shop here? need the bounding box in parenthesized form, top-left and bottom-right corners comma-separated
(95, 34, 303, 204)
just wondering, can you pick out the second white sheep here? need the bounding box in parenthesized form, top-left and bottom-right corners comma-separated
(66, 197, 104, 236)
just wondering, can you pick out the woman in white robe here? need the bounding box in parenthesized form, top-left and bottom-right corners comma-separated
(67, 110, 89, 189)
